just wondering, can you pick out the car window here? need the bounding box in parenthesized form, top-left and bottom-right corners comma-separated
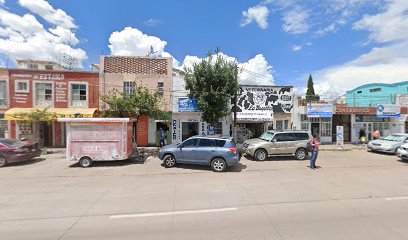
(274, 134, 287, 142)
(198, 138, 214, 147)
(285, 133, 298, 141)
(181, 139, 198, 148)
(215, 140, 226, 147)
(0, 139, 24, 147)
(300, 133, 310, 140)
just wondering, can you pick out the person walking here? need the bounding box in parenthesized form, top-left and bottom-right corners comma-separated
(159, 128, 166, 147)
(359, 128, 366, 145)
(373, 130, 381, 140)
(310, 134, 321, 169)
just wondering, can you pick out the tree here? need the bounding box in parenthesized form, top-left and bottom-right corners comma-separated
(101, 86, 168, 121)
(184, 49, 239, 124)
(305, 74, 317, 101)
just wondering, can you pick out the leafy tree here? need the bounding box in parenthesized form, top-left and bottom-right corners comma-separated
(305, 74, 317, 101)
(101, 86, 168, 121)
(184, 49, 239, 124)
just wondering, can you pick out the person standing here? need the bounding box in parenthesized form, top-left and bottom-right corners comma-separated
(310, 134, 321, 169)
(159, 128, 166, 147)
(359, 128, 366, 144)
(373, 130, 381, 140)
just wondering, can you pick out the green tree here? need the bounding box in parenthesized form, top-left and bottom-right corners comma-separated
(305, 74, 316, 101)
(101, 86, 168, 121)
(184, 49, 239, 124)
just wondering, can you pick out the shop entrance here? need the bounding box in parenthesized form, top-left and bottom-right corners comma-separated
(182, 122, 199, 141)
(311, 123, 320, 136)
(332, 115, 351, 142)
(40, 122, 53, 147)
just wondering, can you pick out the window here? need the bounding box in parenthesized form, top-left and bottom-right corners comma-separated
(0, 81, 7, 106)
(320, 122, 332, 137)
(35, 83, 53, 107)
(370, 88, 381, 92)
(285, 133, 298, 141)
(71, 84, 87, 107)
(276, 121, 283, 130)
(208, 122, 222, 135)
(15, 80, 29, 93)
(157, 82, 164, 96)
(284, 120, 289, 130)
(181, 139, 198, 148)
(357, 90, 362, 94)
(28, 64, 38, 70)
(123, 81, 136, 96)
(198, 138, 214, 147)
(45, 65, 53, 70)
(215, 140, 226, 147)
(298, 133, 310, 140)
(274, 134, 287, 142)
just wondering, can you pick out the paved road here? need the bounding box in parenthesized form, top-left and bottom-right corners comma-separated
(1, 150, 408, 240)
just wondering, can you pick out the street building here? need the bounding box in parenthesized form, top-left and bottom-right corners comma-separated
(171, 68, 231, 144)
(99, 55, 173, 146)
(234, 85, 293, 143)
(3, 64, 99, 147)
(0, 69, 9, 138)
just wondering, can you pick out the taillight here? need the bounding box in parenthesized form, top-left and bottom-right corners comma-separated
(229, 148, 237, 155)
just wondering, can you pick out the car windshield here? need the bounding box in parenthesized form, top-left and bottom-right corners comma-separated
(383, 135, 407, 142)
(259, 132, 274, 142)
(0, 139, 24, 147)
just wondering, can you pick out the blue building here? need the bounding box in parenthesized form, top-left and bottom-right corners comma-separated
(346, 81, 408, 107)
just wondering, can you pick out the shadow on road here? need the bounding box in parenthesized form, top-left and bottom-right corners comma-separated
(162, 162, 247, 173)
(69, 158, 147, 168)
(5, 157, 46, 168)
(244, 154, 308, 162)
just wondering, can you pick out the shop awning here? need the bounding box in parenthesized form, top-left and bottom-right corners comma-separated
(4, 108, 98, 120)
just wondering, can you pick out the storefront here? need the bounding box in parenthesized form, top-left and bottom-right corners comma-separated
(233, 85, 293, 143)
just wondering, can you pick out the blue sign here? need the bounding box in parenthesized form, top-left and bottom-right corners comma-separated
(179, 98, 200, 112)
(307, 104, 333, 118)
(377, 105, 400, 118)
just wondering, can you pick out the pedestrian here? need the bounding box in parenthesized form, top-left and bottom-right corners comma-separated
(373, 130, 381, 140)
(359, 128, 366, 144)
(309, 134, 320, 169)
(159, 128, 166, 147)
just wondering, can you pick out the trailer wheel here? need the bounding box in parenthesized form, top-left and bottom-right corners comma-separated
(79, 157, 93, 168)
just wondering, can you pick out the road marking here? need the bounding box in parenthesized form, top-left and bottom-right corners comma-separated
(385, 196, 408, 201)
(110, 207, 238, 219)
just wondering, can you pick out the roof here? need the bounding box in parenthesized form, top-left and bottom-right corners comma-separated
(5, 108, 98, 120)
(346, 81, 408, 94)
(0, 67, 99, 74)
(239, 85, 294, 88)
(191, 134, 233, 140)
(58, 118, 135, 123)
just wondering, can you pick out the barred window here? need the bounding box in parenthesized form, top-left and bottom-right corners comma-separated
(123, 81, 136, 96)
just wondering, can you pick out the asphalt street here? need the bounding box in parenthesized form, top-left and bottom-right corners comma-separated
(1, 149, 408, 240)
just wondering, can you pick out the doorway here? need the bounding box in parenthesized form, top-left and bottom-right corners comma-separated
(40, 122, 53, 147)
(182, 122, 199, 141)
(311, 123, 320, 137)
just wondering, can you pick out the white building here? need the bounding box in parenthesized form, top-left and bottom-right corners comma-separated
(16, 60, 66, 71)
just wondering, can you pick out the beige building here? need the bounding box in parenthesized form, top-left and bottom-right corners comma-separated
(16, 60, 66, 71)
(99, 56, 173, 146)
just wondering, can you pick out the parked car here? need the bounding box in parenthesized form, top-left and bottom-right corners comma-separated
(159, 135, 240, 172)
(0, 138, 41, 167)
(367, 134, 408, 154)
(396, 143, 408, 160)
(242, 130, 311, 161)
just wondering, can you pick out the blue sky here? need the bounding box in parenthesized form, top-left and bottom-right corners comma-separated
(1, 0, 408, 98)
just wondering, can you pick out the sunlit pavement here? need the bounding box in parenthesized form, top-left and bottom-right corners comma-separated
(1, 149, 408, 240)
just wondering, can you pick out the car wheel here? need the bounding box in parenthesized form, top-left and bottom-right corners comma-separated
(163, 155, 176, 168)
(395, 147, 400, 155)
(0, 156, 7, 167)
(79, 157, 93, 168)
(211, 158, 227, 172)
(254, 149, 267, 161)
(295, 148, 307, 160)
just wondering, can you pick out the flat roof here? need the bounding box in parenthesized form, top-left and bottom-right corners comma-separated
(0, 68, 99, 74)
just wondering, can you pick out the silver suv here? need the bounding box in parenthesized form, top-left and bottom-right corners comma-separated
(242, 131, 311, 161)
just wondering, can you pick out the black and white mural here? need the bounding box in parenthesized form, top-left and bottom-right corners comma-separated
(232, 86, 293, 121)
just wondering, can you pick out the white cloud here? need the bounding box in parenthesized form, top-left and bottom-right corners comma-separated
(180, 53, 275, 85)
(292, 45, 302, 52)
(0, 3, 87, 68)
(0, 0, 5, 6)
(18, 0, 76, 29)
(109, 27, 167, 56)
(316, 23, 337, 36)
(144, 18, 161, 26)
(282, 6, 310, 34)
(312, 0, 408, 98)
(241, 5, 269, 29)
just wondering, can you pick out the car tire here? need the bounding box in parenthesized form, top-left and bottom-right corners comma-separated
(211, 158, 227, 172)
(163, 155, 176, 168)
(79, 157, 93, 168)
(0, 156, 7, 167)
(395, 147, 400, 155)
(254, 149, 268, 161)
(295, 148, 307, 160)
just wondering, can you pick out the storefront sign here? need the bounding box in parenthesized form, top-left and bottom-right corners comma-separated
(35, 74, 65, 81)
(55, 82, 68, 103)
(307, 104, 333, 118)
(234, 112, 273, 122)
(179, 98, 199, 112)
(377, 105, 400, 118)
(335, 107, 375, 115)
(201, 122, 205, 135)
(172, 120, 177, 140)
(336, 126, 344, 146)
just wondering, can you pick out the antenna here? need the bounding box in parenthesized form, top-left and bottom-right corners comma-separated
(147, 45, 158, 57)
(58, 53, 78, 70)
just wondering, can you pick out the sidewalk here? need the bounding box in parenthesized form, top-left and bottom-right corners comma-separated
(319, 144, 367, 151)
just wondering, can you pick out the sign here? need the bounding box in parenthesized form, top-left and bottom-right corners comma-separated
(172, 120, 177, 140)
(307, 104, 333, 118)
(336, 126, 344, 147)
(234, 111, 273, 122)
(35, 74, 65, 81)
(335, 106, 376, 115)
(179, 98, 199, 112)
(377, 105, 400, 118)
(208, 125, 215, 135)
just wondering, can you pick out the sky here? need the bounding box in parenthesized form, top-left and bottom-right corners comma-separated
(0, 0, 408, 99)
